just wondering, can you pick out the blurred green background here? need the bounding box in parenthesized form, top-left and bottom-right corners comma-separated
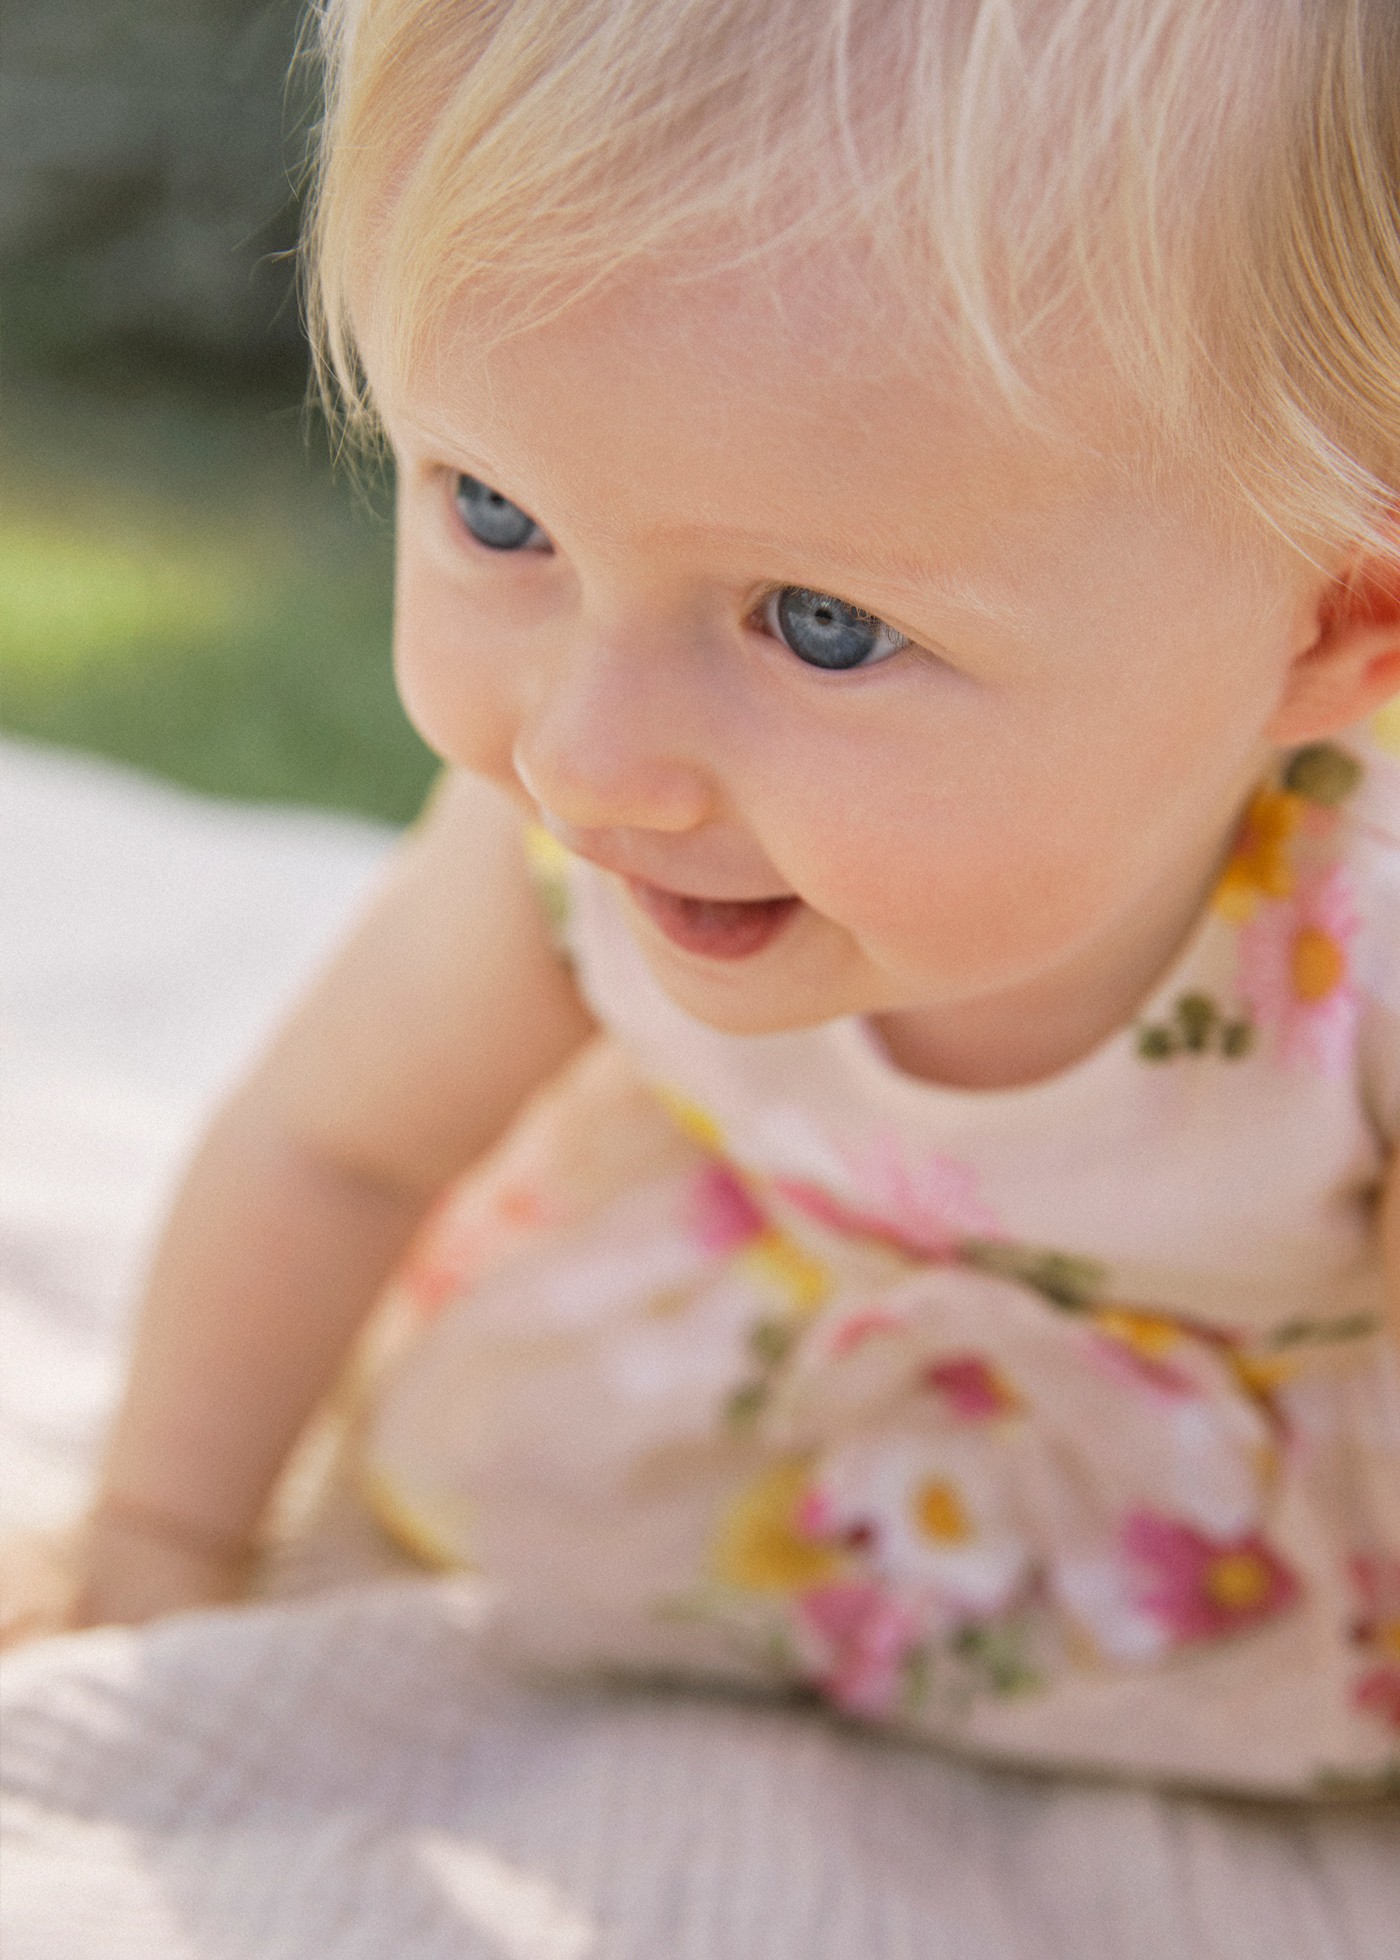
(1, 0, 437, 823)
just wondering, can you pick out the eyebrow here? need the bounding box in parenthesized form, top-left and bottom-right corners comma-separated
(694, 528, 1022, 625)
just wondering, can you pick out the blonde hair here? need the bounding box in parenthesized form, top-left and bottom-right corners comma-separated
(303, 0, 1400, 577)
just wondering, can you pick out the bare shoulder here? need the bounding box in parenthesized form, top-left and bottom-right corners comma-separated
(243, 770, 596, 1194)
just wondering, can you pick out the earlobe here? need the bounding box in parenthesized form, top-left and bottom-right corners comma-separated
(1265, 550, 1400, 748)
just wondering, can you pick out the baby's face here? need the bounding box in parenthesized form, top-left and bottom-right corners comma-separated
(372, 266, 1324, 1081)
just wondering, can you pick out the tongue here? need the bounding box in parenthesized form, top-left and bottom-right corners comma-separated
(629, 884, 799, 958)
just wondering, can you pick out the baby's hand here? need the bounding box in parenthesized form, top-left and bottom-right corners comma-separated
(0, 1522, 85, 1650)
(0, 1503, 254, 1650)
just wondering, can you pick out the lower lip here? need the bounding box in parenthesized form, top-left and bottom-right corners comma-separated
(625, 880, 801, 959)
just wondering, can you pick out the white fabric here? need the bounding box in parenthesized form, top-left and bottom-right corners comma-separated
(1, 738, 1396, 1957)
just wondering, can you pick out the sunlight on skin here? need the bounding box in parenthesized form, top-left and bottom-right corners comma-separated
(363, 253, 1392, 1091)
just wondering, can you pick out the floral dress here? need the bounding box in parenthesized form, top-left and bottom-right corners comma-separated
(354, 719, 1400, 1796)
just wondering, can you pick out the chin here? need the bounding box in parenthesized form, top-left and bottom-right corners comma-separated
(637, 945, 858, 1038)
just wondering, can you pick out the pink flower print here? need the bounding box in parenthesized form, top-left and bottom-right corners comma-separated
(793, 1483, 876, 1552)
(796, 1581, 924, 1716)
(794, 1484, 839, 1541)
(814, 1435, 1030, 1615)
(773, 1135, 1000, 1260)
(1348, 1553, 1400, 1639)
(828, 1308, 906, 1357)
(398, 1181, 556, 1319)
(1120, 1509, 1301, 1647)
(1085, 1307, 1198, 1400)
(685, 1160, 768, 1256)
(1236, 863, 1359, 1074)
(920, 1354, 1023, 1420)
(1352, 1665, 1400, 1733)
(1347, 1555, 1400, 1732)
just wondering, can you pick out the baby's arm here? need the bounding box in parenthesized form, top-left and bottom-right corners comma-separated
(51, 771, 593, 1633)
(1385, 1150, 1400, 1366)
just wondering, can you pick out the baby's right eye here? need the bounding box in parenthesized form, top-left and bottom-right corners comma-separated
(453, 474, 550, 552)
(762, 586, 909, 671)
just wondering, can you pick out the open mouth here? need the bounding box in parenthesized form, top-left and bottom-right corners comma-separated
(624, 880, 801, 959)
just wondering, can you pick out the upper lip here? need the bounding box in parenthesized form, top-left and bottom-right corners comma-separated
(540, 818, 795, 905)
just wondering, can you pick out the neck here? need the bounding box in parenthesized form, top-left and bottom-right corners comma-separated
(872, 796, 1248, 1092)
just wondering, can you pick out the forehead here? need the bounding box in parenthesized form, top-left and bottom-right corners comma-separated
(375, 253, 1169, 595)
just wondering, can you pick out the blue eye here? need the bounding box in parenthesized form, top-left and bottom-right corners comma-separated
(453, 474, 548, 551)
(766, 586, 909, 671)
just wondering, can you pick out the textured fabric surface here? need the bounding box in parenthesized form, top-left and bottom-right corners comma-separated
(0, 739, 393, 1536)
(5, 1580, 1400, 1960)
(2, 739, 1397, 1957)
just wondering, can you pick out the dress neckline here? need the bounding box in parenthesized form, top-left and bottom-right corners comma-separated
(832, 890, 1230, 1115)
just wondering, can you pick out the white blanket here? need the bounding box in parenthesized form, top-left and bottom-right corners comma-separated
(2, 738, 1396, 1959)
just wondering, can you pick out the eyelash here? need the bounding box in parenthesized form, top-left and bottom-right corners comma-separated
(751, 589, 911, 666)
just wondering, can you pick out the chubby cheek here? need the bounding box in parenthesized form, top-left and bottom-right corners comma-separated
(392, 557, 519, 787)
(778, 744, 1186, 991)
(806, 812, 1094, 983)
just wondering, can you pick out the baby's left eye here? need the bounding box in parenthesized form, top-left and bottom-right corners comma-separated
(761, 587, 909, 671)
(453, 474, 550, 552)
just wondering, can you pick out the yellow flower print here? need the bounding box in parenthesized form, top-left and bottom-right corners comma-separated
(1203, 1547, 1277, 1614)
(1234, 1309, 1381, 1404)
(912, 1478, 972, 1544)
(1291, 925, 1347, 1003)
(523, 824, 574, 940)
(1212, 788, 1303, 922)
(656, 1085, 726, 1154)
(741, 1230, 830, 1314)
(1087, 1305, 1198, 1396)
(1230, 1350, 1303, 1398)
(356, 1462, 470, 1572)
(710, 1459, 847, 1593)
(523, 823, 572, 879)
(1091, 1307, 1181, 1361)
(1370, 693, 1400, 757)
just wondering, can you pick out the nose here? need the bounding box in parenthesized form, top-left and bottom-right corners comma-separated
(511, 628, 716, 835)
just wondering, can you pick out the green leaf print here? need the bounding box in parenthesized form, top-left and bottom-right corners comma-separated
(1135, 993, 1256, 1063)
(1281, 742, 1363, 806)
(951, 1621, 1043, 1697)
(962, 1240, 1109, 1310)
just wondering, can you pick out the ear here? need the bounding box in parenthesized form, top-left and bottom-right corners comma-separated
(1265, 545, 1400, 748)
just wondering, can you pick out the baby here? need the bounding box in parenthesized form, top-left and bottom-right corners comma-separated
(12, 0, 1400, 1795)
